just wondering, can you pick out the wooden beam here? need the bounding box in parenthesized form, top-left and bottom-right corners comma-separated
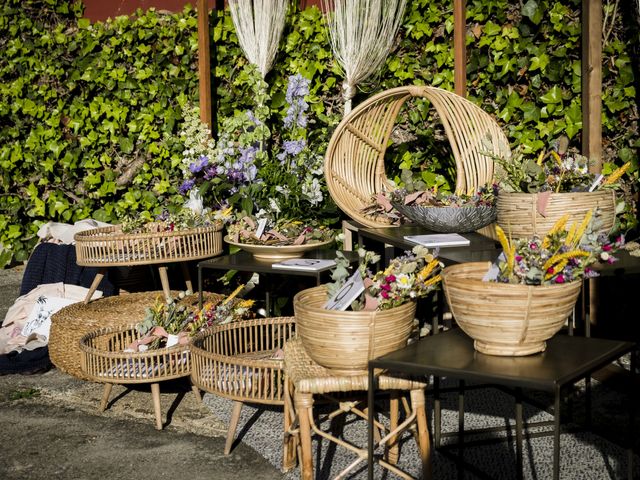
(453, 0, 467, 97)
(581, 0, 603, 173)
(197, 0, 213, 129)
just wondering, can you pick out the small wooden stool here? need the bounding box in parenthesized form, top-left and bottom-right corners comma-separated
(282, 338, 431, 479)
(79, 325, 200, 430)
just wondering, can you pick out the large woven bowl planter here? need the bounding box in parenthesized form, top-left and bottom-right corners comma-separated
(496, 190, 616, 239)
(293, 286, 416, 374)
(442, 262, 582, 356)
(324, 85, 510, 228)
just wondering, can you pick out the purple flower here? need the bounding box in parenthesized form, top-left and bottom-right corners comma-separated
(285, 74, 310, 103)
(239, 146, 258, 164)
(204, 165, 219, 180)
(283, 139, 306, 156)
(179, 179, 195, 194)
(246, 110, 262, 126)
(189, 155, 209, 174)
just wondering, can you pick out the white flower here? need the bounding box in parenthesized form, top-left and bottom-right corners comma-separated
(184, 188, 204, 215)
(268, 198, 281, 214)
(395, 273, 414, 289)
(302, 177, 323, 205)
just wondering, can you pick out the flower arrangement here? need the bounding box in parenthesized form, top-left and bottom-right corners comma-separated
(177, 66, 336, 224)
(390, 184, 498, 209)
(491, 210, 623, 286)
(119, 206, 233, 235)
(487, 139, 631, 194)
(127, 288, 254, 352)
(227, 215, 334, 246)
(327, 246, 443, 311)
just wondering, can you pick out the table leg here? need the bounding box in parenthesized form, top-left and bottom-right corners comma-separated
(434, 376, 441, 448)
(515, 388, 523, 480)
(368, 364, 377, 480)
(198, 265, 203, 309)
(457, 380, 465, 479)
(151, 382, 163, 430)
(83, 268, 107, 304)
(553, 386, 561, 480)
(181, 262, 194, 293)
(158, 266, 171, 300)
(224, 401, 243, 455)
(585, 375, 592, 429)
(628, 352, 636, 480)
(100, 383, 113, 412)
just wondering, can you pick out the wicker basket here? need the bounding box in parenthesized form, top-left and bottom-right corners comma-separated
(74, 224, 223, 267)
(293, 286, 416, 374)
(442, 262, 582, 356)
(190, 317, 296, 405)
(79, 325, 192, 384)
(496, 190, 616, 239)
(324, 85, 510, 228)
(49, 291, 221, 380)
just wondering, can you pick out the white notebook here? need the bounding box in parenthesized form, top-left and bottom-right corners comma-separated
(404, 234, 470, 248)
(271, 258, 336, 272)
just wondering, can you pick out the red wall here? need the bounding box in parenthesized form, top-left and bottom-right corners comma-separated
(82, 0, 323, 22)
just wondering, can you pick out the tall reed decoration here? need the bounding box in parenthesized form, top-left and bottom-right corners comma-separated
(323, 0, 407, 114)
(228, 0, 288, 79)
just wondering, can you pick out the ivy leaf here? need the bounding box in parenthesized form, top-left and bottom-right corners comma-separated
(539, 86, 563, 104)
(118, 136, 134, 154)
(522, 0, 543, 25)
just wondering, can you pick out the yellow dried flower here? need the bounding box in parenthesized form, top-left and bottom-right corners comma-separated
(542, 250, 590, 273)
(603, 162, 631, 185)
(536, 150, 546, 166)
(545, 259, 568, 279)
(223, 284, 244, 305)
(564, 222, 577, 247)
(572, 209, 593, 248)
(495, 225, 515, 274)
(542, 213, 570, 248)
(551, 150, 562, 166)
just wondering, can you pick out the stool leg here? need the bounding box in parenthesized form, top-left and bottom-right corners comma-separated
(151, 382, 163, 430)
(386, 392, 400, 465)
(283, 378, 298, 472)
(84, 269, 107, 304)
(180, 262, 194, 293)
(224, 401, 243, 455)
(411, 389, 432, 480)
(191, 385, 202, 404)
(158, 266, 171, 301)
(100, 383, 113, 412)
(295, 392, 314, 480)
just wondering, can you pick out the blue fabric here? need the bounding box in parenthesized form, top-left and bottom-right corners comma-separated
(20, 242, 116, 297)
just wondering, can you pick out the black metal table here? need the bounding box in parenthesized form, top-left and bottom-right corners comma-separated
(358, 226, 500, 266)
(367, 329, 636, 480)
(197, 249, 358, 312)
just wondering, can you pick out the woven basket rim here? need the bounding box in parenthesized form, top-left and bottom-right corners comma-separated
(74, 224, 223, 243)
(293, 285, 417, 315)
(79, 324, 191, 359)
(442, 262, 583, 291)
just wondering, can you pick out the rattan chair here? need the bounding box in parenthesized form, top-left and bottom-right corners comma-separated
(324, 85, 511, 228)
(282, 338, 430, 479)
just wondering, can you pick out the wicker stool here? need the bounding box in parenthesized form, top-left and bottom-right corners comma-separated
(283, 338, 431, 480)
(190, 317, 296, 455)
(79, 324, 199, 430)
(74, 225, 224, 303)
(325, 85, 511, 228)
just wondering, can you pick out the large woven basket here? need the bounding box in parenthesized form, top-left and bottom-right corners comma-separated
(293, 286, 416, 374)
(75, 224, 223, 267)
(442, 262, 582, 356)
(324, 85, 511, 228)
(79, 324, 192, 384)
(190, 317, 296, 405)
(496, 190, 616, 239)
(49, 291, 221, 380)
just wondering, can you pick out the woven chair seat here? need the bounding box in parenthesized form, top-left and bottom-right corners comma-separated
(284, 338, 426, 394)
(324, 85, 511, 228)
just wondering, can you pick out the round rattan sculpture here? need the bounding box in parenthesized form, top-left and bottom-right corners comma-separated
(442, 262, 582, 356)
(496, 190, 616, 239)
(190, 316, 296, 454)
(324, 85, 511, 228)
(49, 291, 220, 380)
(392, 203, 497, 233)
(293, 286, 416, 374)
(75, 224, 223, 267)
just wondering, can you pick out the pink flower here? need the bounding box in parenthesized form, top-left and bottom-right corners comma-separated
(529, 243, 537, 249)
(546, 267, 554, 274)
(602, 244, 612, 251)
(381, 291, 389, 299)
(385, 275, 396, 283)
(515, 255, 523, 262)
(555, 275, 565, 284)
(381, 283, 391, 292)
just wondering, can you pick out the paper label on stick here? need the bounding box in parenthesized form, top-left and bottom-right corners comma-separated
(255, 218, 268, 238)
(324, 271, 365, 311)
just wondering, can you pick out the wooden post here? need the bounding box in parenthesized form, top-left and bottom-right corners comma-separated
(453, 0, 467, 97)
(581, 0, 602, 174)
(197, 0, 213, 129)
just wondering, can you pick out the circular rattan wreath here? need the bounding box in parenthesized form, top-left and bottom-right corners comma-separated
(74, 224, 223, 267)
(324, 85, 511, 228)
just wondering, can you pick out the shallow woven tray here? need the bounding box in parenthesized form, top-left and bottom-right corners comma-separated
(80, 325, 191, 384)
(74, 224, 223, 267)
(49, 291, 222, 380)
(324, 85, 511, 228)
(190, 317, 296, 405)
(392, 203, 497, 233)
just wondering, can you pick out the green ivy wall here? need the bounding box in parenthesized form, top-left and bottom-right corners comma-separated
(0, 0, 637, 266)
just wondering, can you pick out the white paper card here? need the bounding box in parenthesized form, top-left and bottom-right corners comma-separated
(255, 218, 268, 238)
(271, 258, 336, 272)
(324, 271, 365, 311)
(482, 253, 505, 281)
(21, 296, 77, 339)
(404, 233, 470, 248)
